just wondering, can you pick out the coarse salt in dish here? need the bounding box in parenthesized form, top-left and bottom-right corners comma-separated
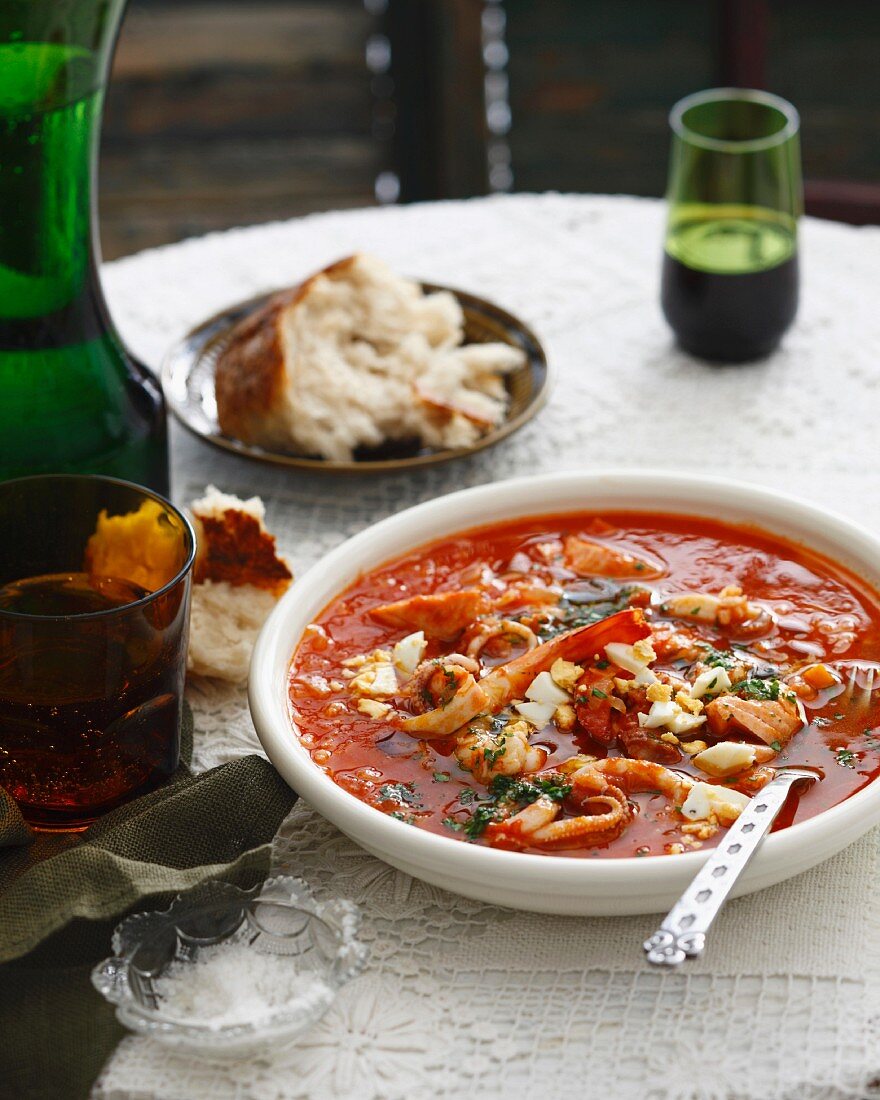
(153, 940, 336, 1029)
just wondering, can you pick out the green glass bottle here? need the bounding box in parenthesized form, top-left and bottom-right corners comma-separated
(0, 1, 168, 491)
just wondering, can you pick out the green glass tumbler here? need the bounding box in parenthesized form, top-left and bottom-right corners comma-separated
(0, 1, 168, 490)
(661, 88, 803, 362)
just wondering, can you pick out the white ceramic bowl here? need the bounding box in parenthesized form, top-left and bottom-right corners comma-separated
(250, 471, 880, 916)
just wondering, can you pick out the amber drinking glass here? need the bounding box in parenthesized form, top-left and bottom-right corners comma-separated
(0, 475, 195, 830)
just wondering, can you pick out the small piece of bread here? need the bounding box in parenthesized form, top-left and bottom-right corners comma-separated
(187, 487, 293, 682)
(190, 485, 292, 597)
(187, 581, 278, 682)
(214, 253, 525, 462)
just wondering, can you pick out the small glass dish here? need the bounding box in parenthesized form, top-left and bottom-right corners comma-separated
(92, 876, 367, 1061)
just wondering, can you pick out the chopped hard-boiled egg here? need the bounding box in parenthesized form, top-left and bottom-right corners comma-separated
(669, 711, 707, 735)
(690, 667, 733, 699)
(605, 641, 658, 686)
(646, 681, 673, 703)
(357, 698, 392, 719)
(554, 703, 577, 731)
(526, 671, 570, 707)
(638, 698, 707, 735)
(681, 781, 751, 824)
(392, 631, 427, 676)
(675, 690, 704, 715)
(515, 670, 572, 728)
(550, 658, 583, 693)
(693, 741, 757, 777)
(515, 701, 556, 728)
(349, 660, 399, 698)
(639, 700, 678, 729)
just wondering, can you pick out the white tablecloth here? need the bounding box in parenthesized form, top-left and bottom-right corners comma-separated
(94, 194, 880, 1100)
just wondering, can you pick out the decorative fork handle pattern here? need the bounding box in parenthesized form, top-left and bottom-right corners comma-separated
(643, 768, 817, 967)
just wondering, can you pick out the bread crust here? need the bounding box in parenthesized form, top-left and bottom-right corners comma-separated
(215, 257, 359, 447)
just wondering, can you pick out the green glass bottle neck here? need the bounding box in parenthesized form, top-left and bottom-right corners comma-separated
(0, 0, 127, 344)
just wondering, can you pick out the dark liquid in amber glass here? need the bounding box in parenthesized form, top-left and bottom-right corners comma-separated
(0, 571, 184, 830)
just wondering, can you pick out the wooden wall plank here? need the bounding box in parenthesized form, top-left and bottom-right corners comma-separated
(100, 0, 381, 259)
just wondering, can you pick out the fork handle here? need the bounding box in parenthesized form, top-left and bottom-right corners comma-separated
(643, 771, 806, 967)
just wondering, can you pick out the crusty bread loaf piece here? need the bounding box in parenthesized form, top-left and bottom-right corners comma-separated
(214, 253, 525, 462)
(187, 486, 293, 683)
(187, 580, 278, 683)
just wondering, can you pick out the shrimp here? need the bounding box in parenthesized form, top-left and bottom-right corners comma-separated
(463, 618, 538, 662)
(488, 781, 632, 851)
(563, 535, 664, 579)
(589, 757, 694, 806)
(455, 719, 547, 784)
(369, 589, 490, 641)
(704, 694, 802, 747)
(402, 655, 481, 713)
(661, 585, 772, 639)
(398, 662, 490, 738)
(485, 756, 691, 851)
(397, 608, 649, 737)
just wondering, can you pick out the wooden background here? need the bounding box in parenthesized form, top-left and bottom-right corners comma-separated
(99, 0, 880, 260)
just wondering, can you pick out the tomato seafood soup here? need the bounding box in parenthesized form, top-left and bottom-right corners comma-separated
(288, 512, 880, 858)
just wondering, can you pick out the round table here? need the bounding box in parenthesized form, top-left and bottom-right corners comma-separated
(96, 194, 880, 1100)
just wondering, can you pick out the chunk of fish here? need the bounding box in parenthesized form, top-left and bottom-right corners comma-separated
(369, 589, 490, 641)
(563, 535, 664, 579)
(704, 694, 802, 747)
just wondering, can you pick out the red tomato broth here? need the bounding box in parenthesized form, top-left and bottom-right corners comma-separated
(288, 511, 880, 858)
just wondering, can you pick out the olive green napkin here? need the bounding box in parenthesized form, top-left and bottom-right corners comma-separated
(0, 707, 297, 1100)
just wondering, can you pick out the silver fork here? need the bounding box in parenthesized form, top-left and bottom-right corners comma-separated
(643, 766, 820, 967)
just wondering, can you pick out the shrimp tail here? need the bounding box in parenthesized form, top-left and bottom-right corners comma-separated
(481, 608, 649, 709)
(396, 674, 490, 737)
(395, 609, 648, 738)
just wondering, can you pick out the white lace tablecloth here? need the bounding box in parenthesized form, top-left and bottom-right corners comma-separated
(94, 194, 880, 1100)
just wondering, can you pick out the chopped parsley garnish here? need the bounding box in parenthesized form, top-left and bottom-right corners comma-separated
(538, 585, 647, 638)
(432, 771, 450, 783)
(390, 811, 417, 825)
(770, 739, 782, 752)
(378, 782, 421, 807)
(703, 647, 736, 670)
(442, 817, 464, 832)
(595, 659, 610, 670)
(835, 748, 856, 768)
(491, 775, 573, 803)
(463, 804, 500, 840)
(463, 774, 572, 840)
(591, 688, 607, 699)
(731, 678, 781, 701)
(482, 734, 510, 766)
(458, 788, 478, 805)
